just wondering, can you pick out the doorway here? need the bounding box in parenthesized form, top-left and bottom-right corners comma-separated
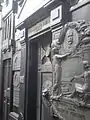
(26, 39, 38, 120)
(2, 59, 12, 120)
(37, 32, 53, 120)
(26, 31, 53, 120)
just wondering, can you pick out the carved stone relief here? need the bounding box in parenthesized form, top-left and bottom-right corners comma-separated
(40, 42, 52, 72)
(41, 44, 51, 65)
(42, 21, 90, 119)
(13, 49, 21, 108)
(63, 28, 78, 53)
(40, 41, 52, 91)
(13, 71, 20, 107)
(42, 73, 52, 91)
(13, 51, 21, 70)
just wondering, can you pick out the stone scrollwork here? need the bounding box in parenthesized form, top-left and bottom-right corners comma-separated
(42, 21, 90, 119)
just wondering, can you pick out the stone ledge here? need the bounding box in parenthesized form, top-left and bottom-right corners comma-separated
(70, 0, 90, 12)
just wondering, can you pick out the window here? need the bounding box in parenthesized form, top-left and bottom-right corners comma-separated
(3, 14, 12, 41)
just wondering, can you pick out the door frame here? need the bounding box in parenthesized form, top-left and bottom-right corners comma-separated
(1, 59, 13, 120)
(24, 30, 52, 120)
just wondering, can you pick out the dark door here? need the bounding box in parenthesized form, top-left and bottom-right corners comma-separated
(26, 31, 53, 120)
(26, 40, 38, 120)
(37, 32, 53, 120)
(2, 59, 12, 120)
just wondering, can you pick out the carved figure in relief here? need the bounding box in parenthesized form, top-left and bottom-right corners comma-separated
(63, 28, 79, 53)
(51, 40, 70, 100)
(70, 61, 90, 104)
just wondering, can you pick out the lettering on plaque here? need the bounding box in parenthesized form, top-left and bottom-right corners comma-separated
(28, 17, 50, 37)
(13, 71, 20, 107)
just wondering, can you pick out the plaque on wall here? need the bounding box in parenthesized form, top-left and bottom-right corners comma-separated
(50, 5, 62, 26)
(13, 51, 21, 70)
(13, 71, 20, 107)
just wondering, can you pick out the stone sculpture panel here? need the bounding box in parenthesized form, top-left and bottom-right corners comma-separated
(42, 21, 90, 120)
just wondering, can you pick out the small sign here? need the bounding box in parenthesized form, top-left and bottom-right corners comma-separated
(13, 51, 21, 70)
(28, 17, 50, 37)
(15, 29, 25, 41)
(50, 5, 62, 26)
(13, 71, 20, 107)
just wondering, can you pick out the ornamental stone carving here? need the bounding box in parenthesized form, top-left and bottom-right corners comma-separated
(42, 21, 90, 119)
